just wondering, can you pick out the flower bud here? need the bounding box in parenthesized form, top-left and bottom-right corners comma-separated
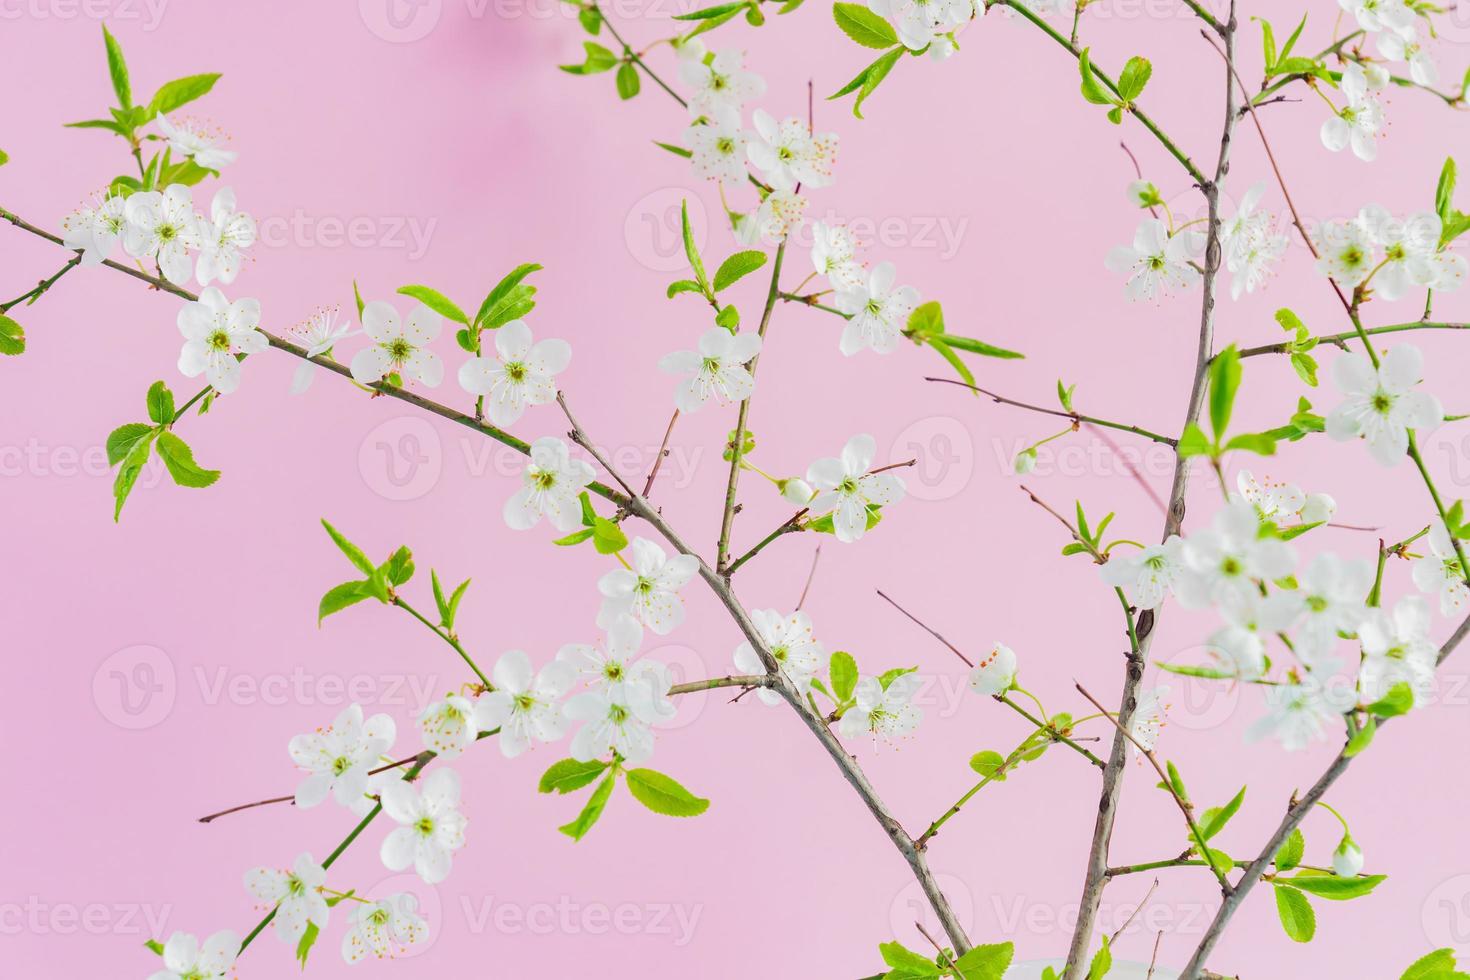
(1300, 492, 1337, 525)
(1127, 180, 1162, 208)
(780, 478, 813, 505)
(1013, 449, 1038, 475)
(1332, 837, 1363, 877)
(968, 643, 1018, 696)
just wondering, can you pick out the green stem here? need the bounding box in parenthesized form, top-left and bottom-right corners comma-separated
(598, 9, 687, 108)
(1237, 321, 1469, 358)
(725, 509, 806, 576)
(993, 0, 1208, 186)
(394, 597, 493, 689)
(927, 376, 1178, 446)
(997, 694, 1106, 768)
(0, 255, 82, 314)
(778, 291, 847, 317)
(716, 240, 787, 574)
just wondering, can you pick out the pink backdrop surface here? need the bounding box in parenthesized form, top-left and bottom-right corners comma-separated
(3, 1, 1469, 977)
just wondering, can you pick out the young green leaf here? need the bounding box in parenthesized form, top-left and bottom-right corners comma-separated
(941, 334, 1025, 359)
(852, 45, 904, 118)
(713, 250, 768, 291)
(106, 423, 154, 466)
(625, 768, 710, 817)
(559, 771, 617, 840)
(1086, 935, 1112, 980)
(1275, 827, 1305, 871)
(878, 941, 940, 976)
(155, 431, 220, 488)
(833, 2, 900, 48)
(829, 650, 858, 701)
(295, 920, 320, 968)
(146, 380, 175, 424)
(1367, 681, 1414, 717)
(616, 62, 641, 99)
(397, 285, 469, 325)
(1078, 48, 1116, 106)
(1344, 714, 1376, 756)
(1209, 344, 1242, 439)
(1117, 56, 1152, 101)
(653, 141, 693, 159)
(445, 578, 471, 631)
(318, 581, 372, 624)
(1281, 873, 1386, 900)
(1274, 884, 1316, 942)
(928, 337, 975, 391)
(671, 1, 747, 19)
(560, 41, 618, 74)
(681, 201, 708, 291)
(1401, 949, 1460, 980)
(149, 74, 221, 116)
(321, 519, 377, 577)
(1200, 786, 1246, 840)
(715, 304, 740, 330)
(951, 942, 1014, 980)
(102, 25, 132, 109)
(969, 750, 1008, 781)
(112, 430, 156, 521)
(0, 314, 25, 355)
(538, 758, 610, 794)
(591, 517, 629, 555)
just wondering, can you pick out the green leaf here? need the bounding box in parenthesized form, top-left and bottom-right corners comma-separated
(321, 519, 377, 576)
(112, 429, 155, 522)
(295, 920, 320, 968)
(102, 25, 132, 109)
(807, 506, 881, 534)
(1282, 873, 1386, 900)
(941, 334, 1025, 359)
(1177, 421, 1214, 458)
(1258, 16, 1278, 69)
(879, 941, 940, 976)
(616, 62, 641, 99)
(352, 279, 367, 320)
(1290, 351, 1319, 387)
(715, 304, 740, 330)
(146, 380, 175, 424)
(561, 41, 618, 74)
(907, 300, 944, 338)
(830, 45, 899, 106)
(951, 942, 1014, 980)
(667, 279, 703, 299)
(1279, 12, 1307, 62)
(64, 118, 129, 134)
(579, 5, 603, 33)
(682, 4, 745, 36)
(318, 581, 371, 624)
(144, 939, 165, 955)
(1276, 828, 1305, 871)
(149, 74, 221, 116)
(1158, 662, 1234, 679)
(853, 45, 904, 118)
(591, 517, 629, 555)
(927, 338, 975, 391)
(0, 314, 24, 355)
(0, 148, 8, 166)
(446, 578, 470, 630)
(106, 423, 154, 466)
(553, 528, 596, 546)
(1087, 935, 1112, 979)
(382, 545, 415, 586)
(397, 285, 469, 325)
(625, 768, 710, 817)
(1165, 760, 1189, 802)
(1368, 681, 1414, 717)
(654, 141, 693, 159)
(155, 431, 220, 488)
(559, 771, 616, 840)
(833, 2, 899, 48)
(1274, 884, 1316, 942)
(671, 0, 747, 18)
(432, 569, 450, 625)
(713, 250, 768, 291)
(969, 750, 1008, 781)
(1209, 344, 1242, 439)
(474, 263, 541, 329)
(1223, 432, 1277, 456)
(1200, 786, 1246, 840)
(1345, 714, 1375, 756)
(1117, 56, 1152, 101)
(681, 201, 708, 291)
(1403, 950, 1460, 980)
(538, 758, 609, 794)
(1078, 48, 1116, 106)
(829, 650, 858, 701)
(1436, 158, 1457, 224)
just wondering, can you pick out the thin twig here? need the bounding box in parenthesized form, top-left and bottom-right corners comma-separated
(796, 544, 822, 610)
(926, 377, 1177, 447)
(642, 409, 680, 498)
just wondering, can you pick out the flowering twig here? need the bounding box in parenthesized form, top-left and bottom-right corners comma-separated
(642, 409, 680, 498)
(0, 254, 81, 314)
(1236, 320, 1470, 358)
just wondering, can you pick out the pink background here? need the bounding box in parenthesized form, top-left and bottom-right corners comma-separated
(4, 1, 1470, 976)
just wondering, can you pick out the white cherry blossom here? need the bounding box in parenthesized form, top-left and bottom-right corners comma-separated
(1357, 595, 1438, 707)
(243, 852, 329, 944)
(350, 301, 444, 387)
(657, 327, 761, 412)
(380, 769, 468, 885)
(503, 436, 597, 532)
(679, 48, 766, 118)
(1206, 589, 1303, 680)
(457, 320, 571, 427)
(1412, 520, 1468, 616)
(194, 186, 255, 286)
(1315, 214, 1378, 286)
(805, 433, 906, 543)
(477, 649, 575, 757)
(564, 681, 664, 764)
(687, 108, 749, 184)
(1320, 64, 1385, 162)
(1236, 470, 1306, 526)
(176, 287, 267, 395)
(559, 615, 663, 699)
(1378, 26, 1438, 85)
(60, 192, 126, 265)
(1338, 0, 1413, 34)
(123, 184, 202, 284)
(967, 642, 1018, 696)
(1219, 182, 1288, 299)
(1101, 536, 1185, 610)
(418, 694, 494, 758)
(868, 0, 970, 51)
(1104, 218, 1199, 302)
(155, 114, 237, 169)
(810, 221, 865, 290)
(734, 188, 808, 245)
(746, 110, 838, 190)
(1175, 501, 1296, 608)
(1246, 669, 1355, 751)
(838, 673, 923, 742)
(732, 608, 826, 705)
(1359, 206, 1443, 300)
(288, 703, 397, 809)
(341, 893, 428, 964)
(596, 536, 700, 635)
(287, 306, 358, 394)
(834, 261, 920, 355)
(1325, 345, 1442, 467)
(1126, 686, 1170, 758)
(1296, 552, 1373, 665)
(148, 930, 238, 980)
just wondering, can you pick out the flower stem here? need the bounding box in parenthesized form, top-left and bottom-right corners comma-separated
(393, 596, 492, 689)
(0, 254, 82, 314)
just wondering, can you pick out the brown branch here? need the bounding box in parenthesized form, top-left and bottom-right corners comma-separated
(926, 377, 1177, 447)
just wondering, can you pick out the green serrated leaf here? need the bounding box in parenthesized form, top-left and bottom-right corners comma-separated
(1276, 827, 1305, 871)
(106, 423, 154, 466)
(969, 750, 1008, 781)
(0, 314, 25, 355)
(539, 758, 609, 794)
(625, 768, 710, 816)
(616, 61, 641, 99)
(146, 380, 175, 424)
(829, 650, 858, 701)
(833, 2, 899, 48)
(1200, 786, 1246, 840)
(102, 25, 132, 110)
(155, 431, 219, 488)
(149, 74, 221, 116)
(952, 942, 1014, 980)
(318, 581, 371, 625)
(1209, 344, 1242, 439)
(559, 771, 617, 840)
(397, 284, 469, 325)
(112, 428, 155, 521)
(1282, 873, 1386, 900)
(1274, 884, 1316, 942)
(321, 519, 377, 577)
(713, 249, 768, 291)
